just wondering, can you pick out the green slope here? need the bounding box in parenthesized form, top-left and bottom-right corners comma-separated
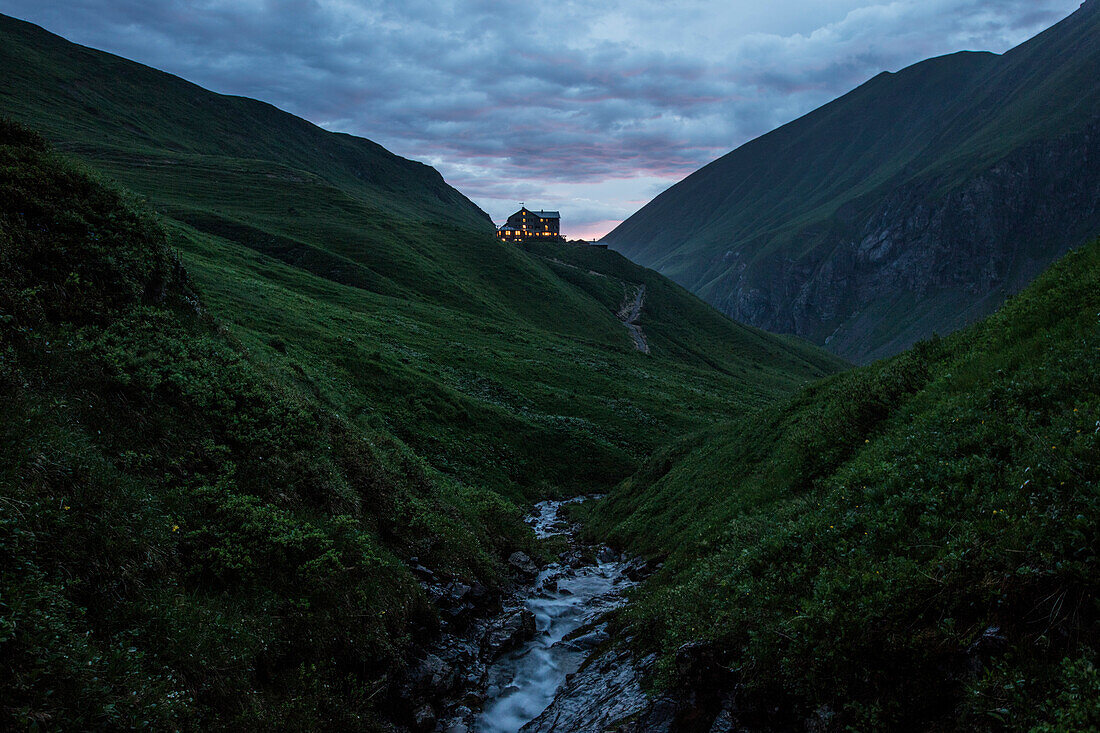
(0, 13, 846, 727)
(0, 122, 510, 729)
(521, 239, 839, 380)
(0, 12, 843, 505)
(0, 12, 625, 340)
(0, 114, 839, 732)
(586, 236, 1100, 729)
(605, 0, 1100, 364)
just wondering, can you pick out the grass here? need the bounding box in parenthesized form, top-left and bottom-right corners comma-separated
(585, 236, 1100, 730)
(0, 122, 545, 727)
(0, 11, 843, 504)
(0, 18, 843, 727)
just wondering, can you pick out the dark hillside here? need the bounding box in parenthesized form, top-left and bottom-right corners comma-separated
(0, 12, 848, 729)
(587, 236, 1100, 729)
(0, 14, 845, 505)
(522, 240, 846, 380)
(606, 1, 1100, 364)
(0, 12, 609, 337)
(0, 122, 527, 728)
(0, 14, 485, 229)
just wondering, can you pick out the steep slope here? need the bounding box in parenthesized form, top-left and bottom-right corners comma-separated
(0, 14, 485, 229)
(0, 117, 841, 730)
(586, 236, 1100, 729)
(0, 12, 844, 505)
(0, 16, 847, 727)
(521, 239, 842, 380)
(0, 12, 604, 337)
(0, 122, 527, 729)
(605, 0, 1100, 364)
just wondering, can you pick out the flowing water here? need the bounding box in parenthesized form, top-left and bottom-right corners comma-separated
(474, 500, 633, 733)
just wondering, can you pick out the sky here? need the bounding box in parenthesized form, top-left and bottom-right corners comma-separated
(1, 0, 1082, 239)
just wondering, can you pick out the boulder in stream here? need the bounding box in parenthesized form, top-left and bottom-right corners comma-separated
(508, 551, 539, 577)
(482, 608, 537, 659)
(520, 650, 652, 732)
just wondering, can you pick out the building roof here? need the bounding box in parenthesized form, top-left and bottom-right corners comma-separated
(530, 210, 560, 219)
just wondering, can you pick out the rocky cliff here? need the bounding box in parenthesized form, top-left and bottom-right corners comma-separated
(719, 118, 1100, 363)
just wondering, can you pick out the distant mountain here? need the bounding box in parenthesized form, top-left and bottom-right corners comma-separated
(605, 0, 1100, 364)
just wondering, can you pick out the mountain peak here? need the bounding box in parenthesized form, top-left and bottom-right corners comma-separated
(606, 6, 1099, 364)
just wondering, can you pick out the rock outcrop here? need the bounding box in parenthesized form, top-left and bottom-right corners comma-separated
(713, 120, 1100, 363)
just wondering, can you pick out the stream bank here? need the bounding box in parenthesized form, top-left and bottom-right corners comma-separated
(397, 497, 661, 733)
(474, 499, 638, 732)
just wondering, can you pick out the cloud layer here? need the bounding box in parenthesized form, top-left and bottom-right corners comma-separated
(1, 0, 1081, 237)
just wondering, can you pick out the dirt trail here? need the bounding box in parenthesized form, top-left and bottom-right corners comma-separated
(617, 284, 650, 354)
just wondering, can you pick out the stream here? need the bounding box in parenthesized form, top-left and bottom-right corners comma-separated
(473, 499, 635, 733)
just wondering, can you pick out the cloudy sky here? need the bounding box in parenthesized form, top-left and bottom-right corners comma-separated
(1, 0, 1082, 238)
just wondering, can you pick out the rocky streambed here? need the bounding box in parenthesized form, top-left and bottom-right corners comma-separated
(475, 500, 638, 733)
(400, 498, 659, 733)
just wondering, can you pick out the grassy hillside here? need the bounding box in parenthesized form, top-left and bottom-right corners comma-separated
(0, 117, 834, 731)
(587, 237, 1100, 729)
(0, 12, 843, 505)
(521, 240, 841, 379)
(0, 121, 532, 729)
(605, 0, 1100, 364)
(0, 14, 845, 727)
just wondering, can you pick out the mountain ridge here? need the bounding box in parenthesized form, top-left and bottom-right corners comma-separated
(604, 2, 1100, 363)
(0, 13, 489, 230)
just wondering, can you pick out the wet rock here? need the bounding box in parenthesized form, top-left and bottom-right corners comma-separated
(444, 717, 470, 733)
(508, 551, 539, 576)
(412, 703, 435, 732)
(563, 627, 609, 651)
(709, 708, 735, 733)
(562, 550, 586, 568)
(468, 581, 489, 603)
(482, 608, 537, 659)
(435, 581, 483, 628)
(413, 653, 455, 692)
(539, 568, 565, 592)
(597, 546, 618, 563)
(969, 625, 1007, 655)
(521, 650, 651, 732)
(461, 662, 487, 692)
(622, 557, 657, 581)
(410, 562, 436, 580)
(447, 581, 472, 601)
(805, 704, 836, 733)
(967, 624, 1008, 675)
(625, 695, 678, 732)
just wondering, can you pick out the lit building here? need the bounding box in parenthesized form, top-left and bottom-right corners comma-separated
(497, 207, 563, 242)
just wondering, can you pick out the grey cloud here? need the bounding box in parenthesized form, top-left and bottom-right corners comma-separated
(0, 0, 1081, 236)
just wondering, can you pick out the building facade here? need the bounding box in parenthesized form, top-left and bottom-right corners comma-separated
(497, 207, 563, 242)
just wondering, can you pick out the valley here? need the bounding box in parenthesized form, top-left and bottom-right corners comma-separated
(1, 4, 1098, 732)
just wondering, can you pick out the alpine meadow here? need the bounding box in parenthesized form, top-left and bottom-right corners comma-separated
(0, 2, 1097, 732)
